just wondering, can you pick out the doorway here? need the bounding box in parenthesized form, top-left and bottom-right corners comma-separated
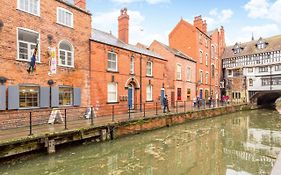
(128, 84, 134, 109)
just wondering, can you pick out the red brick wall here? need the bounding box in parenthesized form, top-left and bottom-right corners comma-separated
(0, 0, 92, 107)
(90, 41, 166, 115)
(149, 41, 196, 103)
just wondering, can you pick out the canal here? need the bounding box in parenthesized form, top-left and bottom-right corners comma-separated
(0, 109, 281, 175)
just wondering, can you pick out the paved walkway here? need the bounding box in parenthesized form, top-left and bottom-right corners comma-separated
(0, 103, 225, 143)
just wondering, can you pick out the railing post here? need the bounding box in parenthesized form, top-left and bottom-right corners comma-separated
(91, 107, 94, 126)
(143, 103, 146, 118)
(29, 111, 32, 136)
(155, 102, 158, 115)
(176, 101, 178, 113)
(184, 101, 186, 113)
(64, 109, 67, 130)
(128, 105, 131, 120)
(112, 105, 115, 122)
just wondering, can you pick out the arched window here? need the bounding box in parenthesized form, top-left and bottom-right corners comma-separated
(59, 40, 74, 67)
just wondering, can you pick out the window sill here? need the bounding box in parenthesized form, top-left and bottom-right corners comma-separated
(16, 59, 41, 64)
(146, 100, 153, 103)
(58, 64, 75, 69)
(107, 102, 119, 104)
(56, 22, 74, 29)
(176, 79, 182, 81)
(146, 75, 153, 78)
(16, 8, 40, 17)
(107, 70, 119, 73)
(19, 107, 40, 110)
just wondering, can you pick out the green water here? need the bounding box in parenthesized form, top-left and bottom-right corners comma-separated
(1, 109, 281, 175)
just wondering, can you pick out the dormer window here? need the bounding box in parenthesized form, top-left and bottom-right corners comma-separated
(256, 37, 267, 50)
(232, 43, 243, 54)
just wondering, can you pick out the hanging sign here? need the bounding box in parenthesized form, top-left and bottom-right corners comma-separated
(48, 47, 57, 76)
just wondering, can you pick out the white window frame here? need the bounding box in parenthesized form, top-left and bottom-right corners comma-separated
(57, 7, 74, 28)
(107, 52, 118, 72)
(200, 70, 203, 84)
(146, 85, 153, 101)
(130, 56, 134, 74)
(146, 61, 153, 76)
(176, 63, 182, 80)
(211, 44, 215, 59)
(187, 66, 191, 81)
(205, 72, 209, 84)
(17, 0, 40, 16)
(17, 27, 40, 63)
(205, 53, 208, 66)
(58, 40, 74, 68)
(107, 82, 118, 103)
(199, 50, 203, 63)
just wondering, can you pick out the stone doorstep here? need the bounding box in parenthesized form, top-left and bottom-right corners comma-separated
(271, 152, 281, 175)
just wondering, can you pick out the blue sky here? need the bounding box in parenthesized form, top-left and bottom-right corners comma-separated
(86, 0, 281, 46)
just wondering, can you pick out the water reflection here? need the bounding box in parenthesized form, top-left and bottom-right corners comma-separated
(0, 109, 281, 175)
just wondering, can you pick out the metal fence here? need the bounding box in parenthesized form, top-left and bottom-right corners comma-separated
(0, 100, 230, 141)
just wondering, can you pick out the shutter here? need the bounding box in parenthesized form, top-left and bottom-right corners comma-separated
(8, 86, 19, 110)
(40, 87, 50, 108)
(73, 87, 81, 106)
(51, 86, 59, 107)
(0, 86, 6, 110)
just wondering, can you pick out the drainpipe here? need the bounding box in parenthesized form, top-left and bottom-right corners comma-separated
(88, 40, 92, 107)
(140, 54, 143, 111)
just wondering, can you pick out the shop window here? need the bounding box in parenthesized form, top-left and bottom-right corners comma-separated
(19, 86, 39, 108)
(59, 87, 73, 106)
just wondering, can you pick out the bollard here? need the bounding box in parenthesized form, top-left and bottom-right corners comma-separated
(29, 112, 33, 136)
(112, 105, 115, 122)
(64, 109, 67, 130)
(91, 107, 94, 125)
(128, 105, 131, 120)
(143, 103, 146, 118)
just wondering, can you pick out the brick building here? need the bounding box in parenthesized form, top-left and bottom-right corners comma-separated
(169, 16, 225, 101)
(0, 0, 91, 111)
(149, 40, 196, 106)
(90, 9, 166, 115)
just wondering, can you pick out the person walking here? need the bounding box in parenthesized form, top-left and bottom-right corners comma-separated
(163, 95, 170, 113)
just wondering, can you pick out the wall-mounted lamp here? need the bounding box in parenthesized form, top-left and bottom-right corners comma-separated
(0, 76, 7, 85)
(47, 79, 54, 86)
(47, 34, 54, 45)
(0, 20, 4, 31)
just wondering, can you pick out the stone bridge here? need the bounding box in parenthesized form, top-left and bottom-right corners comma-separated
(250, 91, 281, 106)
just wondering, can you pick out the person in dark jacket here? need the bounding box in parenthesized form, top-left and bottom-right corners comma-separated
(163, 95, 170, 113)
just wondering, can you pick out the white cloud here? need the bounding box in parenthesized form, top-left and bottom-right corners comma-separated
(226, 24, 280, 45)
(111, 0, 170, 4)
(204, 8, 233, 28)
(92, 9, 168, 45)
(244, 0, 281, 23)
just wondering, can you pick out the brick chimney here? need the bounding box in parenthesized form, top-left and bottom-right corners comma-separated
(75, 0, 86, 9)
(202, 20, 207, 33)
(193, 15, 203, 31)
(118, 8, 129, 44)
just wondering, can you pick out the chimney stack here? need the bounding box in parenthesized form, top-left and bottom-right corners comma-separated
(118, 8, 129, 44)
(202, 20, 207, 33)
(193, 15, 203, 31)
(75, 0, 86, 9)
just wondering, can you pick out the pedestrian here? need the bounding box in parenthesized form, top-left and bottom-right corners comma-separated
(163, 95, 170, 113)
(197, 97, 200, 110)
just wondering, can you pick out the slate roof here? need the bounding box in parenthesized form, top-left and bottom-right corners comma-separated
(91, 29, 165, 61)
(222, 34, 281, 59)
(153, 41, 196, 63)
